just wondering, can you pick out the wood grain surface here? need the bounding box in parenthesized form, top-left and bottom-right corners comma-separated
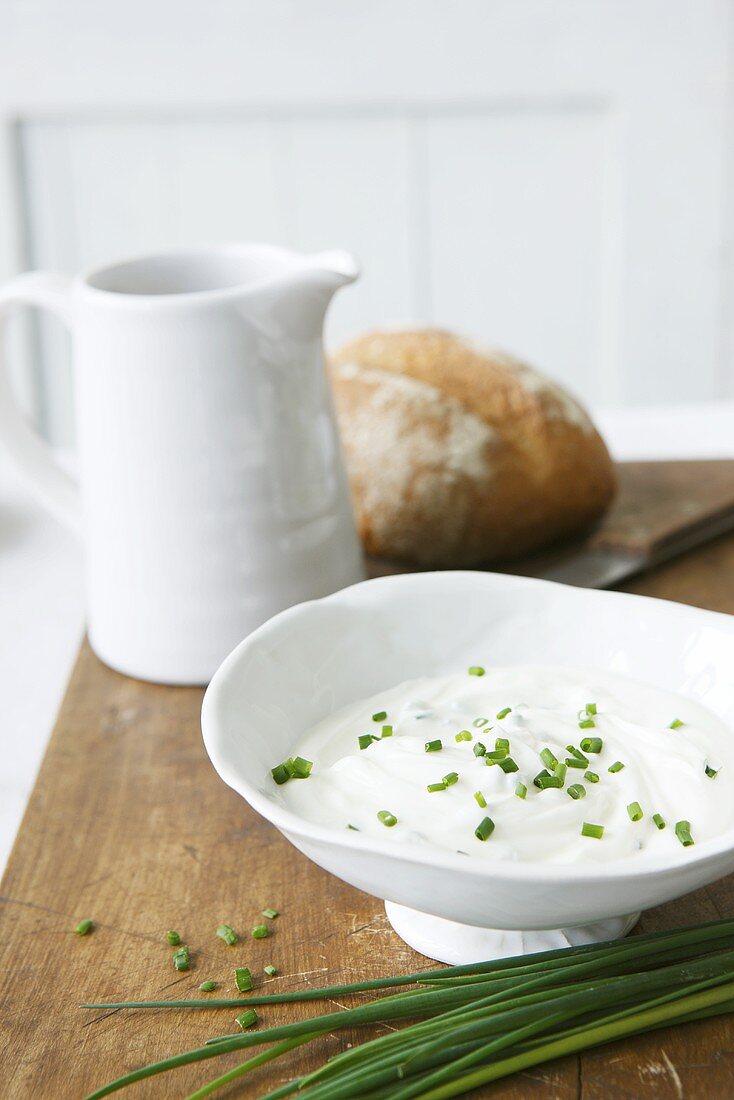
(3, 464, 734, 1099)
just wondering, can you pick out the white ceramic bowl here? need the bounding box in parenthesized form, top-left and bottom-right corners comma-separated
(202, 571, 734, 963)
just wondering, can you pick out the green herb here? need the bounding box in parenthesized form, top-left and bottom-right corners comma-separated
(424, 739, 443, 753)
(235, 968, 253, 992)
(498, 757, 519, 774)
(578, 718, 596, 730)
(495, 736, 510, 754)
(474, 816, 495, 841)
(165, 930, 181, 946)
(252, 925, 269, 940)
(515, 780, 527, 799)
(676, 820, 695, 846)
(705, 764, 719, 779)
(270, 763, 290, 785)
(427, 781, 446, 793)
(358, 734, 377, 750)
(584, 770, 600, 784)
(271, 756, 313, 783)
(567, 784, 586, 800)
(496, 707, 512, 720)
(377, 810, 397, 827)
(535, 774, 563, 790)
(346, 823, 359, 830)
(627, 801, 643, 822)
(455, 730, 472, 742)
(199, 981, 218, 992)
(670, 718, 685, 729)
(580, 736, 603, 753)
(566, 757, 588, 769)
(442, 771, 459, 787)
(473, 742, 487, 757)
(235, 1009, 258, 1030)
(381, 724, 393, 738)
(172, 946, 190, 971)
(554, 762, 567, 784)
(581, 822, 604, 839)
(472, 717, 490, 728)
(75, 919, 93, 936)
(473, 790, 487, 808)
(372, 710, 387, 722)
(216, 924, 238, 946)
(262, 908, 279, 920)
(608, 760, 625, 773)
(585, 703, 598, 716)
(533, 768, 551, 787)
(468, 665, 485, 676)
(485, 748, 508, 763)
(264, 965, 277, 977)
(653, 813, 666, 830)
(540, 747, 558, 770)
(566, 744, 587, 761)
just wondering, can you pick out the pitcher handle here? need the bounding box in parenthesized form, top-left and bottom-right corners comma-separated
(0, 271, 82, 533)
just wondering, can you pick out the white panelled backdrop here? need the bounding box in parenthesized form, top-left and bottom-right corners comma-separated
(1, 0, 733, 445)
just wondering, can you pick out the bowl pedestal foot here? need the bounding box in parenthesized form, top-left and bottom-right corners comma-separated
(384, 901, 640, 964)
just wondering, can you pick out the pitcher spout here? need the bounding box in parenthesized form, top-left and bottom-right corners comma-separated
(305, 250, 360, 292)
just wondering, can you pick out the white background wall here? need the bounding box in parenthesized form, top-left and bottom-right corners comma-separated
(1, 0, 733, 444)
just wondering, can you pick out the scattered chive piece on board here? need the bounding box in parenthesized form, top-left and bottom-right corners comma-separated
(582, 822, 604, 839)
(262, 908, 279, 920)
(75, 919, 93, 936)
(199, 981, 218, 992)
(468, 666, 485, 676)
(165, 930, 181, 946)
(235, 1009, 258, 1030)
(172, 946, 190, 971)
(216, 924, 238, 946)
(235, 967, 253, 991)
(252, 925, 269, 940)
(264, 964, 278, 977)
(377, 810, 397, 827)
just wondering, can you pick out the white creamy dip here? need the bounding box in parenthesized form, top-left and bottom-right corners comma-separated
(277, 665, 734, 864)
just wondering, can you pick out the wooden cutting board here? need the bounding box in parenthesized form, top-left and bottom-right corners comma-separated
(3, 460, 734, 1099)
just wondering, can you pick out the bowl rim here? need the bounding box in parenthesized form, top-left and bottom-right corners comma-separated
(202, 569, 734, 885)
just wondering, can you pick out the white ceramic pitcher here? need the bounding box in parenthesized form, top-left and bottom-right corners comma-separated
(0, 245, 365, 684)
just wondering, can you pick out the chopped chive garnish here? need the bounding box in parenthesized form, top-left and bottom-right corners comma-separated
(554, 762, 567, 784)
(474, 816, 495, 841)
(540, 747, 558, 770)
(496, 707, 512, 720)
(216, 924, 238, 946)
(235, 1009, 258, 1030)
(627, 801, 643, 822)
(165, 930, 181, 946)
(199, 981, 218, 992)
(705, 764, 719, 779)
(608, 760, 625, 773)
(580, 736, 603, 754)
(381, 725, 393, 738)
(472, 717, 489, 728)
(287, 756, 313, 779)
(427, 782, 446, 793)
(515, 780, 527, 800)
(443, 771, 459, 787)
(473, 741, 486, 757)
(425, 740, 443, 753)
(172, 946, 190, 971)
(252, 925, 269, 939)
(567, 783, 586, 800)
(585, 703, 598, 716)
(584, 770, 600, 784)
(473, 790, 487, 808)
(675, 820, 694, 846)
(264, 965, 278, 977)
(566, 757, 588, 769)
(346, 823, 359, 831)
(75, 919, 93, 936)
(498, 757, 519, 774)
(533, 769, 551, 787)
(581, 822, 604, 839)
(653, 813, 666, 830)
(377, 810, 397, 827)
(566, 744, 587, 761)
(235, 967, 253, 991)
(359, 734, 377, 750)
(372, 711, 387, 722)
(578, 718, 596, 730)
(262, 908, 279, 920)
(669, 718, 685, 729)
(468, 666, 485, 676)
(271, 763, 291, 785)
(455, 730, 472, 742)
(485, 749, 507, 763)
(495, 737, 510, 753)
(536, 774, 563, 790)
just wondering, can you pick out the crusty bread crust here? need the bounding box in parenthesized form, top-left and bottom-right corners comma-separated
(330, 329, 616, 567)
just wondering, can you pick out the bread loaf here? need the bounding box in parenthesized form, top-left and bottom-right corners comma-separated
(329, 329, 616, 567)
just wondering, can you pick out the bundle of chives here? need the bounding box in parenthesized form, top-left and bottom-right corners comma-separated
(82, 918, 734, 1100)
